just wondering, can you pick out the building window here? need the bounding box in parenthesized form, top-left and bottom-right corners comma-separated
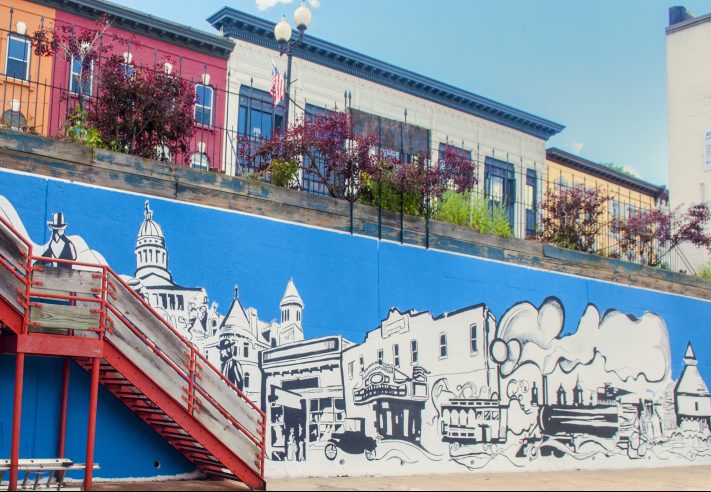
(302, 104, 336, 196)
(525, 169, 537, 239)
(696, 402, 700, 412)
(191, 152, 210, 170)
(393, 344, 400, 367)
(245, 372, 250, 389)
(70, 57, 93, 96)
(1, 107, 26, 131)
(359, 355, 364, 373)
(238, 86, 283, 140)
(6, 35, 30, 80)
(243, 342, 249, 358)
(439, 333, 447, 359)
(485, 157, 515, 228)
(411, 340, 418, 364)
(348, 361, 354, 380)
(377, 349, 384, 365)
(470, 324, 478, 353)
(195, 84, 213, 126)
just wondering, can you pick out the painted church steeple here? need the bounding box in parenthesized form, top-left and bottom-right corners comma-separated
(135, 201, 172, 286)
(277, 278, 303, 345)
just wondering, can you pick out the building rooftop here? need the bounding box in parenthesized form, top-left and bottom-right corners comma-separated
(546, 148, 668, 198)
(207, 7, 565, 141)
(33, 0, 235, 59)
(666, 6, 711, 34)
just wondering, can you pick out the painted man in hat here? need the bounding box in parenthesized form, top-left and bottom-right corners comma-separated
(41, 212, 77, 268)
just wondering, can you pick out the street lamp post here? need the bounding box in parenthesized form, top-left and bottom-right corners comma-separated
(274, 1, 312, 132)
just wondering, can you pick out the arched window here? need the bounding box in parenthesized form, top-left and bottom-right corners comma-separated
(191, 152, 210, 170)
(195, 84, 214, 126)
(244, 372, 251, 389)
(2, 108, 26, 131)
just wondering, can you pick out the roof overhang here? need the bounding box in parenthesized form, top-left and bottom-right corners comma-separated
(546, 147, 667, 198)
(207, 7, 565, 141)
(33, 0, 235, 59)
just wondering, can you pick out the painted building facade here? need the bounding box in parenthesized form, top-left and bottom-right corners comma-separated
(5, 0, 233, 171)
(667, 6, 711, 271)
(0, 0, 56, 135)
(207, 8, 564, 240)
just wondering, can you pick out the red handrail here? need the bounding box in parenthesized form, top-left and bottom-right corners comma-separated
(0, 215, 266, 476)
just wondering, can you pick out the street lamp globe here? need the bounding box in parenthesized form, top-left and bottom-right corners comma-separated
(274, 16, 292, 43)
(294, 1, 312, 31)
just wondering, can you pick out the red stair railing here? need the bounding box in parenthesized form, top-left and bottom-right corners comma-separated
(0, 215, 267, 490)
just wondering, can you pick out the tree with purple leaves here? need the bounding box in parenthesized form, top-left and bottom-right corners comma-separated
(539, 185, 610, 254)
(614, 203, 711, 267)
(239, 110, 477, 213)
(88, 55, 196, 163)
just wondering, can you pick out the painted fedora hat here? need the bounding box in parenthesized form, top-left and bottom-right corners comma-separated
(47, 212, 68, 230)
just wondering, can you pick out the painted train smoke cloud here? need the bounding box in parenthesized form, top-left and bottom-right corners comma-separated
(491, 297, 671, 384)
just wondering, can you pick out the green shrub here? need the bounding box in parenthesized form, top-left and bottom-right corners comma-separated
(699, 262, 711, 280)
(358, 175, 424, 216)
(435, 191, 512, 238)
(269, 159, 299, 188)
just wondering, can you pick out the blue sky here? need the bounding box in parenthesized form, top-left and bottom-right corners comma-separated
(118, 0, 711, 186)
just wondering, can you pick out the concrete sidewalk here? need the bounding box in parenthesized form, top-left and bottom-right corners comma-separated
(93, 465, 711, 491)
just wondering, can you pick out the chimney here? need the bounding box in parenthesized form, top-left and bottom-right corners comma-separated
(542, 375, 549, 406)
(669, 6, 693, 27)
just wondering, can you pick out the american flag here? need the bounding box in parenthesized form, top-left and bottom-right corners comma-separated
(270, 63, 285, 107)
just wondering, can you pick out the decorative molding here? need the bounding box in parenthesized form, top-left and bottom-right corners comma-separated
(546, 147, 667, 198)
(32, 0, 235, 59)
(207, 7, 565, 141)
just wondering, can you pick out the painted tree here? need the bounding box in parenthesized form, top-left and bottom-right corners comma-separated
(614, 203, 711, 267)
(539, 185, 610, 254)
(88, 55, 196, 163)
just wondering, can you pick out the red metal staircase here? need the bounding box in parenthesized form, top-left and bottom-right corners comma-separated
(0, 217, 266, 491)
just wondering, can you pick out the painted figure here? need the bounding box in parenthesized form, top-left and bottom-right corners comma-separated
(40, 212, 77, 268)
(219, 337, 244, 391)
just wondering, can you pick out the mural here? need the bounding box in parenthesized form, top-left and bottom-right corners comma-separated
(0, 177, 710, 478)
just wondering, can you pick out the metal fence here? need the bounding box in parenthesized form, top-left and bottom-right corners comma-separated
(0, 12, 695, 275)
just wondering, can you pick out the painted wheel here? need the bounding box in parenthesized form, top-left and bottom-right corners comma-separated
(365, 449, 376, 461)
(325, 443, 338, 461)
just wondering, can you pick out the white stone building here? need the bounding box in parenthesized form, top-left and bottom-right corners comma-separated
(207, 8, 564, 239)
(667, 6, 711, 271)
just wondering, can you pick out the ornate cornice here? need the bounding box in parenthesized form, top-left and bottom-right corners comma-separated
(208, 7, 564, 140)
(33, 0, 235, 59)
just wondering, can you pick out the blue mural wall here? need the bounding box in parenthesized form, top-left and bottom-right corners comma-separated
(0, 168, 710, 479)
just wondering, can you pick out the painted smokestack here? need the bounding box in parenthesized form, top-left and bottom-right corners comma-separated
(542, 375, 549, 406)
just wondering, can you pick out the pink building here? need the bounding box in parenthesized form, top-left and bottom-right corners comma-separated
(34, 0, 233, 171)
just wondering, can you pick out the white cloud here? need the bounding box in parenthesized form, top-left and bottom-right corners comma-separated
(572, 142, 584, 155)
(622, 165, 642, 178)
(255, 0, 320, 10)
